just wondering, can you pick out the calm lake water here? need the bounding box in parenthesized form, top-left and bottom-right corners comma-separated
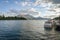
(0, 20, 60, 40)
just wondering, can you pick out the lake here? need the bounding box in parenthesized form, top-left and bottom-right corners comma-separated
(0, 20, 60, 40)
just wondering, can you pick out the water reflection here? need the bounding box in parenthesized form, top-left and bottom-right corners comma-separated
(0, 20, 60, 40)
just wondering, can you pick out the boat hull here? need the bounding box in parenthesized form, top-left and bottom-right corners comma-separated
(44, 26, 52, 31)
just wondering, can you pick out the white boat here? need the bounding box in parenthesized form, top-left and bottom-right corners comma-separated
(55, 20, 60, 26)
(44, 21, 53, 30)
(44, 20, 60, 31)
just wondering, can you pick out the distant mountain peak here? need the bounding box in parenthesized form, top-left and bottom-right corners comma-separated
(17, 14, 50, 20)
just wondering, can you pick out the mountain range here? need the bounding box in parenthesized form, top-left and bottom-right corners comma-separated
(17, 14, 50, 20)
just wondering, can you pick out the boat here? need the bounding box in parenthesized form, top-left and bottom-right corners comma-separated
(55, 20, 60, 31)
(44, 20, 53, 30)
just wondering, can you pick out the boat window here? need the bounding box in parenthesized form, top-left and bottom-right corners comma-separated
(46, 22, 51, 23)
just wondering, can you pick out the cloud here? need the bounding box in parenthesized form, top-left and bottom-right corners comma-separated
(37, 0, 60, 18)
(43, 9, 60, 18)
(3, 8, 41, 17)
(21, 2, 28, 6)
(1, 0, 60, 18)
(34, 0, 41, 6)
(45, 0, 60, 4)
(17, 8, 41, 17)
(28, 8, 36, 12)
(19, 8, 41, 17)
(15, 1, 18, 4)
(5, 12, 17, 17)
(15, 1, 32, 6)
(54, 8, 60, 12)
(11, 0, 60, 18)
(3, 0, 9, 3)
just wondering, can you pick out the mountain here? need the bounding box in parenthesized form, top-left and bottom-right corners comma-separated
(17, 14, 33, 20)
(33, 17, 50, 20)
(54, 16, 60, 20)
(17, 14, 50, 20)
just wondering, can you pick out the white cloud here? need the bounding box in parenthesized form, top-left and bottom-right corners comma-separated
(21, 2, 28, 6)
(36, 0, 60, 18)
(3, 0, 60, 18)
(43, 10, 60, 18)
(34, 0, 41, 6)
(15, 1, 31, 6)
(28, 8, 36, 12)
(3, 8, 41, 17)
(5, 12, 17, 17)
(55, 8, 60, 12)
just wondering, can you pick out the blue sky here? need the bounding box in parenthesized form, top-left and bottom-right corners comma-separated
(0, 0, 36, 12)
(0, 0, 60, 18)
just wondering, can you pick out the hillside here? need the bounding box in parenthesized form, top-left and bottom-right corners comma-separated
(54, 16, 60, 20)
(17, 14, 50, 20)
(0, 15, 27, 20)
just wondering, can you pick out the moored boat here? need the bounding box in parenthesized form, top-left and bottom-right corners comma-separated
(44, 20, 53, 30)
(55, 20, 60, 31)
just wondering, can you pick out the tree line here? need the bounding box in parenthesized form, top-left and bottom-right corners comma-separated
(54, 16, 60, 20)
(0, 15, 27, 20)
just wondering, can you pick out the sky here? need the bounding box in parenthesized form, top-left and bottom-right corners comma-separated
(0, 0, 60, 18)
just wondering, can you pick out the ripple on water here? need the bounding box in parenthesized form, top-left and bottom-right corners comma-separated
(0, 20, 60, 40)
